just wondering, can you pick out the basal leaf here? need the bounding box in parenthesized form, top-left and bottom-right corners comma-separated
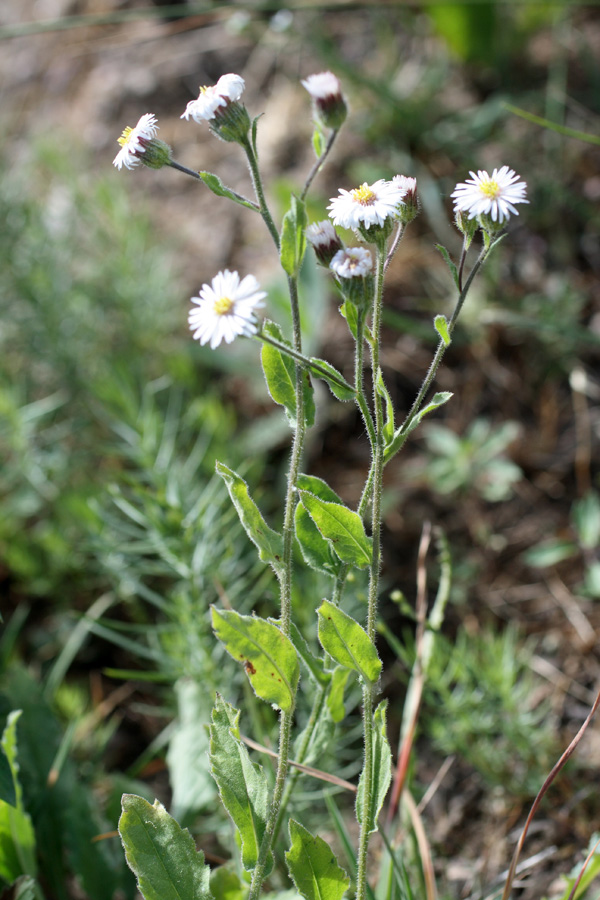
(0, 711, 36, 883)
(280, 195, 307, 277)
(216, 461, 284, 573)
(209, 696, 271, 874)
(119, 794, 212, 900)
(299, 492, 372, 569)
(261, 321, 315, 428)
(317, 601, 381, 685)
(285, 820, 350, 900)
(211, 608, 299, 713)
(355, 701, 392, 835)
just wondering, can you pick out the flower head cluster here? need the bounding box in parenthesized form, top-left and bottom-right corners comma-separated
(328, 178, 405, 235)
(306, 220, 344, 266)
(391, 175, 419, 224)
(451, 166, 528, 225)
(181, 73, 245, 124)
(189, 270, 265, 349)
(113, 114, 171, 171)
(301, 71, 347, 129)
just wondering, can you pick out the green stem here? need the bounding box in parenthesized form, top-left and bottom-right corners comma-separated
(248, 276, 305, 900)
(386, 242, 489, 461)
(242, 136, 280, 249)
(356, 242, 386, 900)
(300, 128, 339, 201)
(271, 684, 328, 845)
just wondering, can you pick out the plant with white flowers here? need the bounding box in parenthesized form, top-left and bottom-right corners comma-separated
(113, 71, 528, 900)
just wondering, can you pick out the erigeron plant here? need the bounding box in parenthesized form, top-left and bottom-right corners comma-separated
(113, 72, 528, 900)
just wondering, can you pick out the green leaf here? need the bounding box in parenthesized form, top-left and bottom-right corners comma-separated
(211, 608, 299, 713)
(312, 124, 326, 157)
(288, 622, 331, 686)
(167, 679, 216, 820)
(317, 601, 381, 684)
(434, 314, 451, 347)
(503, 102, 600, 146)
(119, 794, 212, 900)
(572, 491, 600, 550)
(339, 301, 359, 340)
(280, 195, 308, 277)
(435, 244, 459, 290)
(299, 491, 372, 569)
(297, 474, 343, 504)
(261, 321, 315, 428)
(385, 391, 454, 462)
(285, 820, 350, 900)
(216, 461, 284, 572)
(0, 711, 37, 883)
(210, 866, 246, 900)
(309, 358, 355, 402)
(0, 743, 16, 807)
(209, 696, 271, 875)
(376, 368, 395, 444)
(295, 503, 341, 577)
(199, 172, 257, 210)
(355, 701, 392, 835)
(522, 539, 578, 568)
(327, 666, 351, 724)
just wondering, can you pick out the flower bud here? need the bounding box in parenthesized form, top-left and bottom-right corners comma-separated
(392, 175, 419, 224)
(330, 247, 373, 305)
(306, 220, 344, 266)
(301, 71, 348, 130)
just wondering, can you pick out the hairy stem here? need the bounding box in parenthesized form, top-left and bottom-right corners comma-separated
(356, 242, 386, 900)
(242, 136, 280, 249)
(248, 276, 305, 900)
(300, 128, 339, 201)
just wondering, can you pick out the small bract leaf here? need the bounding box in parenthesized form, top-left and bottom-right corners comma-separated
(285, 819, 350, 900)
(199, 171, 256, 210)
(299, 492, 372, 569)
(209, 695, 271, 874)
(435, 244, 459, 290)
(119, 794, 212, 900)
(434, 314, 451, 347)
(309, 358, 355, 402)
(317, 601, 381, 684)
(211, 608, 299, 713)
(376, 368, 395, 444)
(216, 461, 284, 572)
(356, 701, 392, 835)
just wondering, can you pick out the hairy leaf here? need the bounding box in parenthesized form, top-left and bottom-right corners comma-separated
(434, 314, 451, 347)
(309, 358, 355, 402)
(280, 195, 307, 277)
(209, 695, 271, 874)
(216, 461, 284, 572)
(285, 820, 349, 900)
(119, 794, 212, 900)
(327, 666, 351, 724)
(211, 608, 299, 713)
(199, 172, 257, 210)
(317, 601, 381, 684)
(356, 701, 392, 835)
(298, 492, 372, 569)
(261, 321, 315, 428)
(0, 711, 36, 883)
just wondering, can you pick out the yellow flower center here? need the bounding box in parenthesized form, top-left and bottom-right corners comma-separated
(214, 295, 234, 316)
(479, 178, 500, 199)
(117, 126, 133, 148)
(351, 183, 376, 205)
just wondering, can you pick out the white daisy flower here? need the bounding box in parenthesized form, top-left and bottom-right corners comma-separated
(189, 269, 265, 349)
(181, 73, 245, 123)
(451, 166, 528, 223)
(113, 113, 159, 170)
(330, 247, 373, 278)
(391, 175, 417, 196)
(328, 179, 405, 230)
